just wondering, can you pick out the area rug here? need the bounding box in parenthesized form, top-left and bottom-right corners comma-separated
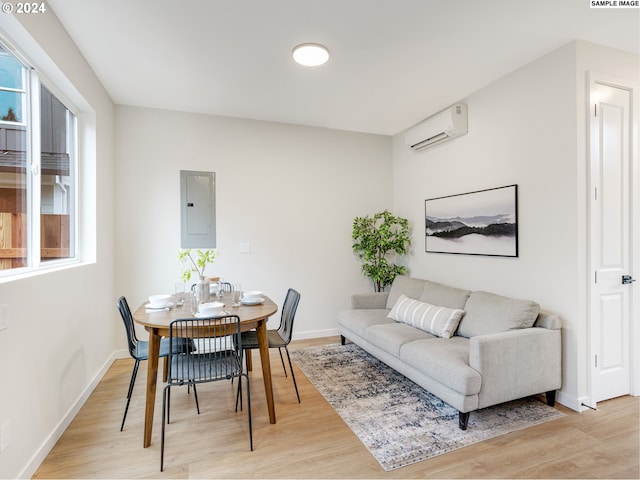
(290, 343, 565, 471)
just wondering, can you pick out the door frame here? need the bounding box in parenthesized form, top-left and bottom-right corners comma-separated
(587, 71, 640, 409)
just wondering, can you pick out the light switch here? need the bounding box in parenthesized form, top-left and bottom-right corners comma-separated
(239, 242, 251, 254)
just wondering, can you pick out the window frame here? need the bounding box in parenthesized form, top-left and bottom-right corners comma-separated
(0, 47, 27, 126)
(0, 39, 80, 278)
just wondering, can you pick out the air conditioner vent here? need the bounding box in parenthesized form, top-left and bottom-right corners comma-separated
(404, 104, 468, 152)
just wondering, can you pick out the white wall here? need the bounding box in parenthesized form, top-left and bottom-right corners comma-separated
(0, 11, 116, 480)
(114, 106, 392, 338)
(392, 41, 639, 411)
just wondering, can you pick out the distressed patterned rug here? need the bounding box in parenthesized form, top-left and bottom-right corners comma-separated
(290, 343, 565, 471)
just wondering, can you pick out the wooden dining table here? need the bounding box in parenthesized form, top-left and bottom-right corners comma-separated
(133, 292, 279, 448)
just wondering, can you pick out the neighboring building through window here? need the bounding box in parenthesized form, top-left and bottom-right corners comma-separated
(0, 43, 77, 274)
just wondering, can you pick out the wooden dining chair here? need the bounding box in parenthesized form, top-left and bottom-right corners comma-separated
(161, 315, 252, 471)
(240, 288, 301, 402)
(116, 296, 194, 431)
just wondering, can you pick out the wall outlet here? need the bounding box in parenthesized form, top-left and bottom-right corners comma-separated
(0, 305, 7, 332)
(0, 421, 10, 453)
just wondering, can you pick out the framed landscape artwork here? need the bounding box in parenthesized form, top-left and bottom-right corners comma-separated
(425, 184, 518, 257)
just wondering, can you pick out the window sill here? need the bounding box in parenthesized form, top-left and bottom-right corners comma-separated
(0, 258, 94, 284)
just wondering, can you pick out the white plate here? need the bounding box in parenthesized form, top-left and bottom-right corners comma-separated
(145, 302, 174, 310)
(241, 297, 264, 305)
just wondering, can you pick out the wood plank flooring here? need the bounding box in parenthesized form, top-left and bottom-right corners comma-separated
(34, 336, 639, 479)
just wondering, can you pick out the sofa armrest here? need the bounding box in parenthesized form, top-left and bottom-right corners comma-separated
(534, 311, 562, 330)
(469, 327, 562, 409)
(350, 292, 389, 309)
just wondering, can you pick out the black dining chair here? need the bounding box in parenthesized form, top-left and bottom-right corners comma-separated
(161, 315, 252, 471)
(190, 281, 232, 297)
(116, 296, 194, 431)
(240, 288, 301, 402)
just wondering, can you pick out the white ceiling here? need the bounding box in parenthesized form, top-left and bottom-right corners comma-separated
(48, 0, 639, 136)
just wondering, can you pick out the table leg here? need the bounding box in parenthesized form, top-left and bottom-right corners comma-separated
(143, 328, 161, 448)
(163, 357, 168, 382)
(256, 320, 276, 424)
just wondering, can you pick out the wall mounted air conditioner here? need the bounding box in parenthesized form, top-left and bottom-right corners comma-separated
(404, 104, 468, 152)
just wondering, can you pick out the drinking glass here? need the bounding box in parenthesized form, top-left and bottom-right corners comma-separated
(232, 284, 242, 307)
(210, 280, 220, 298)
(174, 282, 185, 306)
(189, 292, 199, 316)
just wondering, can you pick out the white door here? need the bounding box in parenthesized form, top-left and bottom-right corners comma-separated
(589, 75, 635, 404)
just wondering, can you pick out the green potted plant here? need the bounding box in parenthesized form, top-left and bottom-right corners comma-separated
(352, 210, 411, 292)
(177, 248, 219, 301)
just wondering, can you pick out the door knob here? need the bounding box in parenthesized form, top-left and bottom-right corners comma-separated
(622, 275, 636, 285)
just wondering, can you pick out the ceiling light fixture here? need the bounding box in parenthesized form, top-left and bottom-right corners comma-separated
(292, 43, 330, 67)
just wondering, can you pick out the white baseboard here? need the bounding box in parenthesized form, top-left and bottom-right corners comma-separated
(556, 391, 590, 412)
(292, 327, 339, 341)
(19, 351, 120, 479)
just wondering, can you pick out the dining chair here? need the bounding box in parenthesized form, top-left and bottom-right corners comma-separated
(190, 281, 232, 296)
(161, 315, 252, 471)
(116, 296, 194, 431)
(241, 288, 301, 402)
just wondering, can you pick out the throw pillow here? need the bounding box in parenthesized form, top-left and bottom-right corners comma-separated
(456, 291, 540, 338)
(387, 294, 465, 339)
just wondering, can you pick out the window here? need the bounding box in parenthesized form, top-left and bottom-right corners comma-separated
(0, 42, 77, 275)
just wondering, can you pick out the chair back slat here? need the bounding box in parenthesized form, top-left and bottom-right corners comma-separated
(168, 316, 243, 385)
(117, 296, 138, 357)
(277, 288, 300, 343)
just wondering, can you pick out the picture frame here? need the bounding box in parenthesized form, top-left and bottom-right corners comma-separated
(425, 184, 518, 257)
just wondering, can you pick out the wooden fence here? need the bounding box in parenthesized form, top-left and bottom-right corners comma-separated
(0, 212, 70, 269)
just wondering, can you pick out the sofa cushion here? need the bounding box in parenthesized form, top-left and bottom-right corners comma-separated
(400, 337, 481, 396)
(337, 309, 393, 338)
(419, 280, 471, 310)
(365, 322, 435, 357)
(386, 275, 427, 309)
(388, 294, 465, 339)
(457, 291, 540, 338)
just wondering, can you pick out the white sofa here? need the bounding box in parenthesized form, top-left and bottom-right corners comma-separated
(337, 275, 562, 429)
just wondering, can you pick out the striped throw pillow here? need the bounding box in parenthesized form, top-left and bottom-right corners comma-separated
(387, 294, 465, 339)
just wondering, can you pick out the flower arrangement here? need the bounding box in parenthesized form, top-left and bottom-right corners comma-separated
(177, 248, 219, 282)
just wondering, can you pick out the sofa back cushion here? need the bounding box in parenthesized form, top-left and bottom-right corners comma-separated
(386, 276, 428, 309)
(419, 280, 471, 310)
(388, 294, 465, 339)
(457, 291, 540, 338)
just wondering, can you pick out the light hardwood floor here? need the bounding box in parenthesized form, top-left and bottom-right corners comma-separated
(34, 336, 639, 479)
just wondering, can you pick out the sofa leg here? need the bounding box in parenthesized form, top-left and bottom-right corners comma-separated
(545, 390, 556, 407)
(458, 411, 470, 430)
(340, 335, 346, 345)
